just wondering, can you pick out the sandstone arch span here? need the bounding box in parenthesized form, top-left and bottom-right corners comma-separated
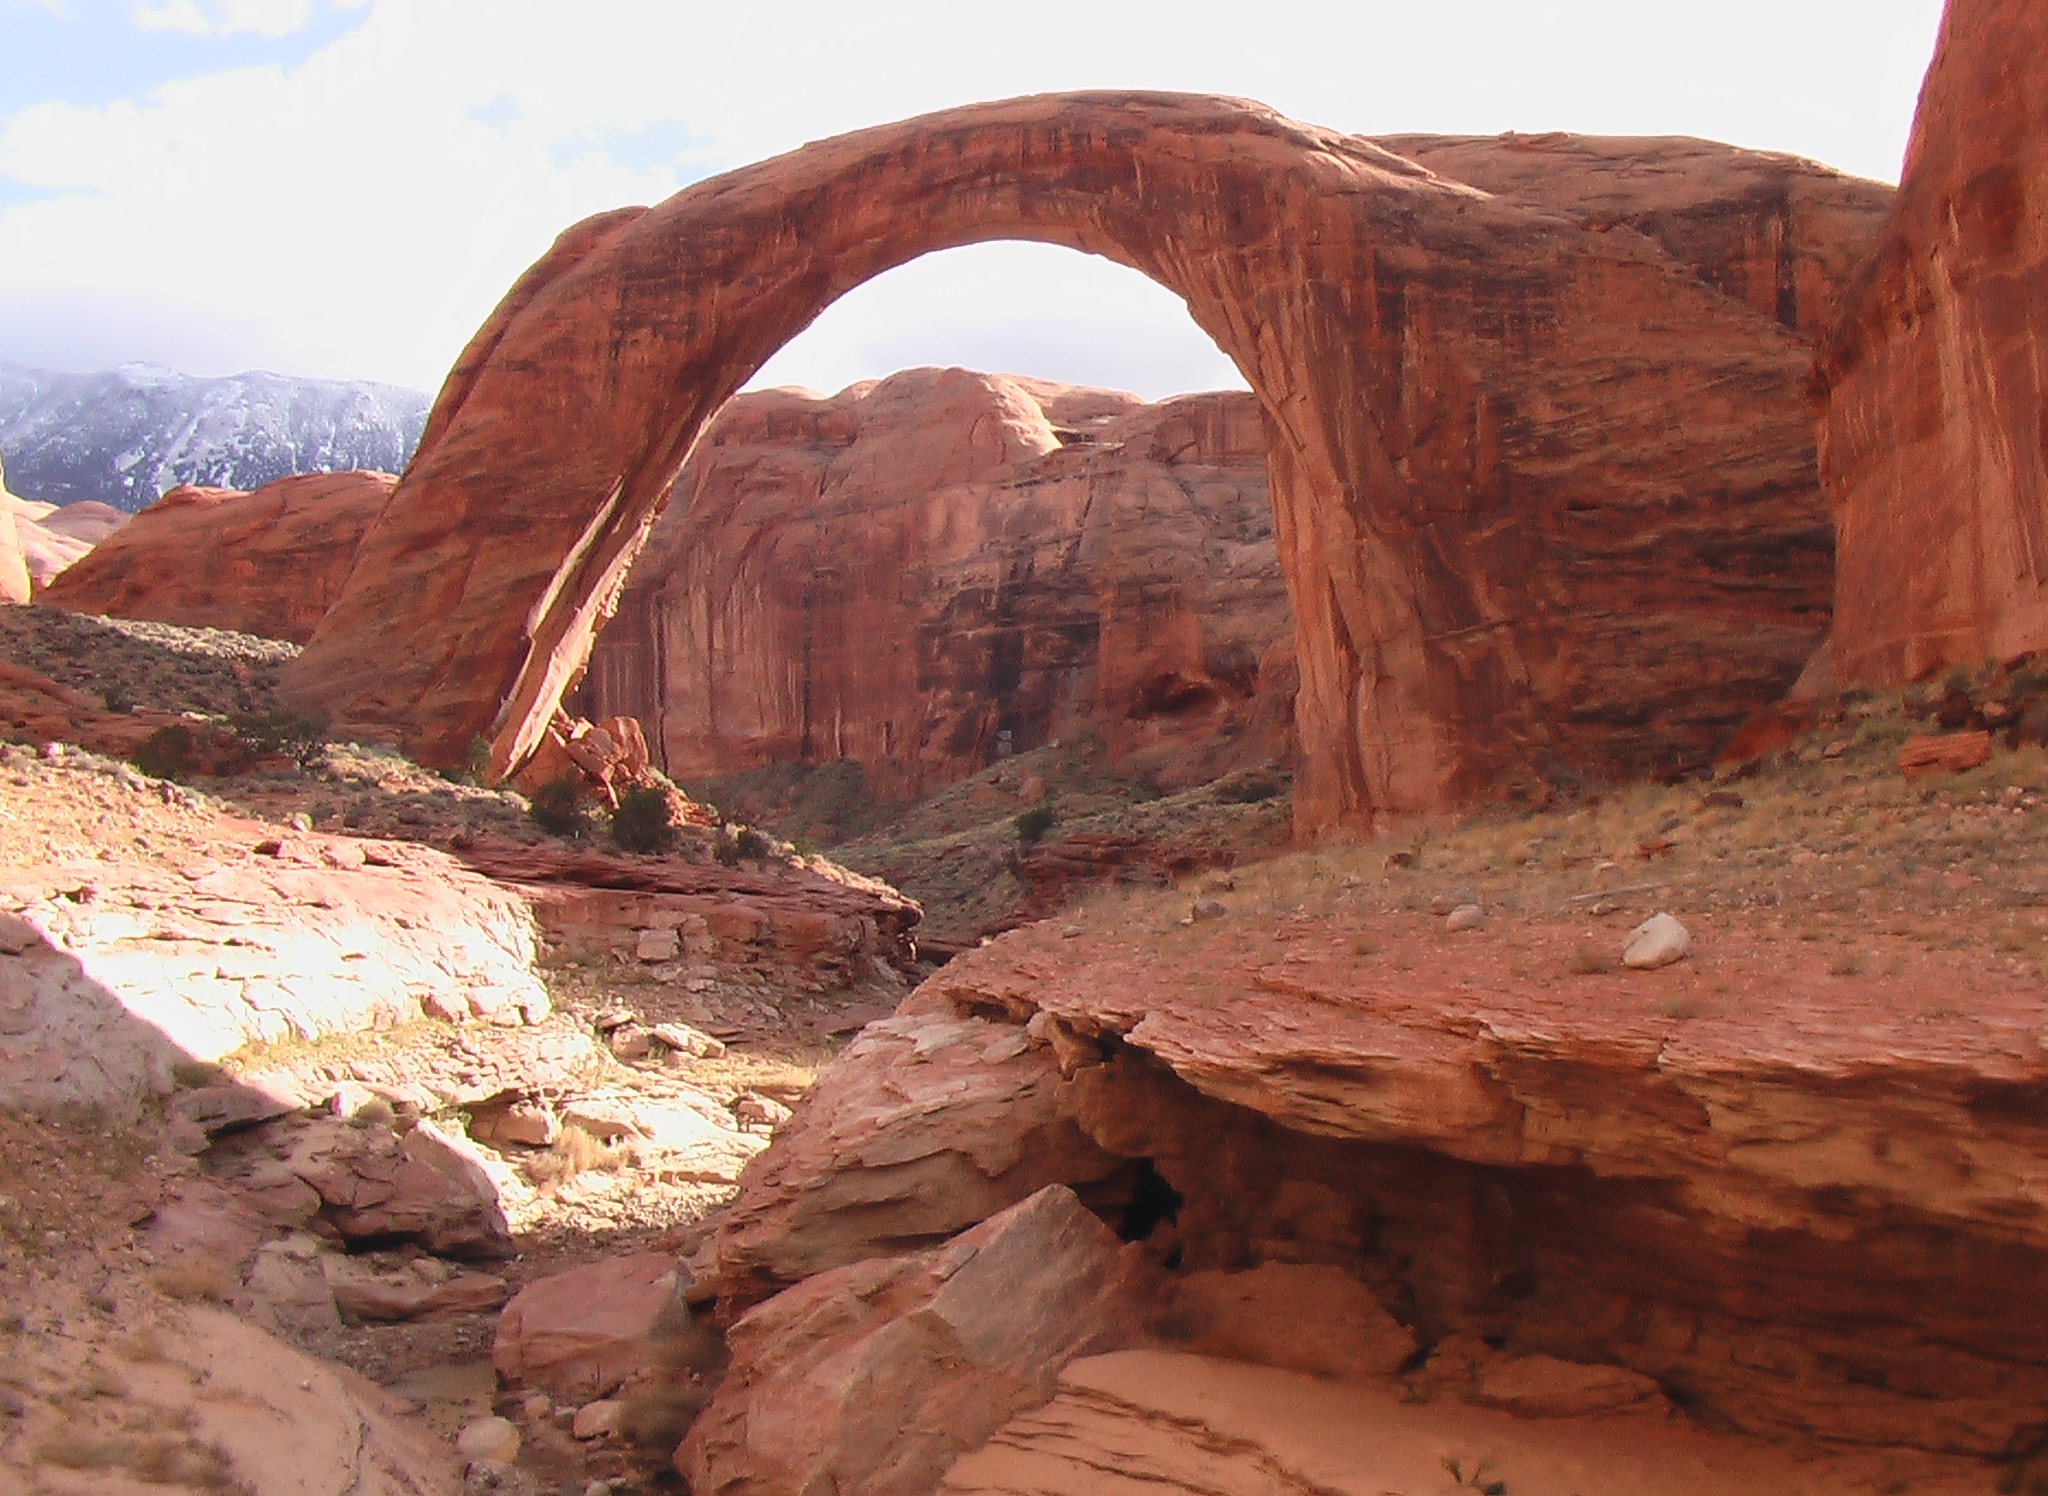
(283, 91, 1829, 836)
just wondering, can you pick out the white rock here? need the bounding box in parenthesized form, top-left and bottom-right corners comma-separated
(1444, 904, 1485, 932)
(456, 1415, 521, 1464)
(1622, 912, 1692, 970)
(571, 1399, 622, 1440)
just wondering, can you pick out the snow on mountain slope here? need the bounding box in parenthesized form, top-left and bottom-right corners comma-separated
(0, 362, 429, 512)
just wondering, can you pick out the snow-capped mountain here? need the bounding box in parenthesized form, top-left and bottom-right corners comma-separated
(0, 361, 430, 512)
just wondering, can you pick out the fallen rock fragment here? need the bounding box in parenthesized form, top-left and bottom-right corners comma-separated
(729, 1090, 793, 1132)
(572, 1399, 623, 1440)
(457, 1415, 521, 1465)
(1444, 903, 1485, 932)
(649, 1021, 726, 1059)
(324, 1254, 511, 1322)
(1621, 911, 1692, 970)
(1899, 730, 1993, 780)
(494, 1252, 685, 1401)
(681, 1186, 1159, 1496)
(705, 1013, 1126, 1313)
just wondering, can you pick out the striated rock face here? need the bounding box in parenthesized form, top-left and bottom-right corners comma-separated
(1819, 0, 2048, 685)
(41, 471, 397, 644)
(1376, 131, 1895, 341)
(697, 917, 2048, 1462)
(577, 369, 1290, 800)
(283, 94, 1851, 837)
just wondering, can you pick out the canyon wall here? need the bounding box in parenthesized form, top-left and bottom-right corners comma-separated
(1820, 0, 2048, 684)
(574, 369, 1293, 800)
(278, 93, 1848, 838)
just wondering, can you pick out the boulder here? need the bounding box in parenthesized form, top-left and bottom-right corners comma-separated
(680, 1185, 1160, 1496)
(40, 470, 397, 643)
(282, 95, 1862, 835)
(1899, 731, 1994, 781)
(705, 1012, 1128, 1314)
(493, 1251, 685, 1401)
(207, 1115, 514, 1259)
(1620, 911, 1692, 970)
(323, 1255, 511, 1322)
(1819, 0, 2048, 685)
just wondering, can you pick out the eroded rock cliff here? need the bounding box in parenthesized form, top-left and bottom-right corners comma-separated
(575, 369, 1292, 800)
(41, 471, 396, 644)
(1819, 0, 2048, 684)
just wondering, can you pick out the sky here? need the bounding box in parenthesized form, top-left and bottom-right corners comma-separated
(0, 0, 1952, 402)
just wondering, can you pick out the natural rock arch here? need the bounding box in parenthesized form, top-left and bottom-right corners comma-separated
(283, 91, 1824, 837)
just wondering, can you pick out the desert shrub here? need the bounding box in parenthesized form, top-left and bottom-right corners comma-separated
(228, 705, 330, 769)
(527, 776, 594, 838)
(612, 785, 679, 855)
(714, 825, 774, 866)
(1014, 805, 1057, 845)
(438, 733, 495, 787)
(133, 724, 198, 782)
(1214, 773, 1284, 804)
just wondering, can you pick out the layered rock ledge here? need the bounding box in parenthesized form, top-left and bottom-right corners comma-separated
(695, 911, 2048, 1470)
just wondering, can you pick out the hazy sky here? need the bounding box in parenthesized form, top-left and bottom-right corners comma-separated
(0, 0, 1949, 401)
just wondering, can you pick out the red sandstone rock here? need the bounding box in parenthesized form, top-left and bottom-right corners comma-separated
(1376, 131, 1894, 341)
(1171, 1262, 1416, 1382)
(1897, 730, 1993, 781)
(680, 1185, 1159, 1496)
(494, 1252, 683, 1400)
(577, 371, 1294, 800)
(1819, 0, 2048, 685)
(706, 1012, 1127, 1316)
(702, 913, 2048, 1457)
(943, 1351, 1959, 1496)
(282, 93, 1847, 836)
(0, 462, 31, 604)
(41, 472, 396, 643)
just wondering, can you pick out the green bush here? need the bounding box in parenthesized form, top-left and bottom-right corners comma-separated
(1014, 805, 1057, 845)
(133, 724, 198, 782)
(527, 776, 594, 838)
(611, 785, 678, 855)
(229, 706, 331, 770)
(714, 825, 774, 866)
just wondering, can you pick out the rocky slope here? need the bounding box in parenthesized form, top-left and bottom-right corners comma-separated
(1819, 0, 2048, 687)
(0, 360, 426, 513)
(279, 99, 1857, 838)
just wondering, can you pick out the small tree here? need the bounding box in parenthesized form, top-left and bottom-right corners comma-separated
(527, 776, 594, 838)
(229, 706, 331, 770)
(611, 785, 678, 855)
(1014, 805, 1057, 845)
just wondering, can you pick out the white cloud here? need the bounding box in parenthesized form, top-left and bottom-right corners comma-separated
(0, 0, 1950, 397)
(129, 0, 320, 36)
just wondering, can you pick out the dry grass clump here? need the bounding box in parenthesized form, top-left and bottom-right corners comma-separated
(149, 1257, 238, 1304)
(524, 1125, 633, 1187)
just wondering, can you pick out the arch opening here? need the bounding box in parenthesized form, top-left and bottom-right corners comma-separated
(569, 238, 1286, 817)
